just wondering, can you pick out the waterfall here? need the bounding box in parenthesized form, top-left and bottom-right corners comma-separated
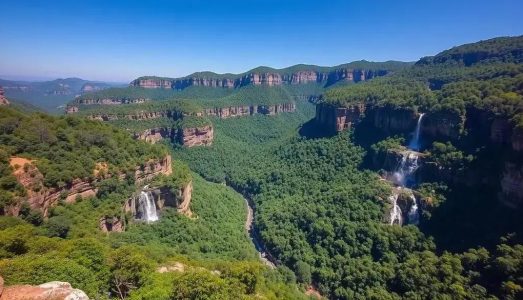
(137, 185, 158, 223)
(392, 152, 419, 187)
(406, 190, 419, 225)
(408, 113, 424, 151)
(389, 190, 402, 225)
(388, 113, 424, 225)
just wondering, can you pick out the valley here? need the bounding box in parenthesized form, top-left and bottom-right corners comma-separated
(0, 36, 522, 300)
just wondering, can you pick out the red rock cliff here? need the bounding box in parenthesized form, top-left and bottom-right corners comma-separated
(5, 155, 173, 217)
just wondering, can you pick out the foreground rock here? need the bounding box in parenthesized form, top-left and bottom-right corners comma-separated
(0, 279, 88, 300)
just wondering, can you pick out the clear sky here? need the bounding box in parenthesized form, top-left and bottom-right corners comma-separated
(1, 0, 522, 82)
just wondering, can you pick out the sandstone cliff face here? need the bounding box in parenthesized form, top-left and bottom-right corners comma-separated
(0, 86, 9, 106)
(131, 68, 389, 89)
(203, 103, 296, 118)
(369, 107, 418, 134)
(87, 109, 184, 121)
(133, 125, 214, 147)
(500, 162, 523, 207)
(0, 279, 88, 300)
(420, 111, 464, 140)
(99, 216, 125, 233)
(6, 155, 173, 217)
(135, 78, 172, 89)
(135, 155, 172, 184)
(76, 98, 147, 105)
(181, 126, 214, 147)
(315, 103, 366, 133)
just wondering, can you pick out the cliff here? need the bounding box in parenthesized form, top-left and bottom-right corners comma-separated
(86, 109, 185, 121)
(75, 98, 147, 105)
(6, 155, 173, 217)
(203, 103, 296, 118)
(315, 103, 366, 133)
(180, 125, 214, 147)
(131, 67, 393, 89)
(0, 86, 9, 105)
(500, 162, 523, 208)
(133, 125, 214, 147)
(125, 180, 193, 218)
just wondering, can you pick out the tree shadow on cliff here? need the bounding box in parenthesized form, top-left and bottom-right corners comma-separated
(298, 119, 337, 139)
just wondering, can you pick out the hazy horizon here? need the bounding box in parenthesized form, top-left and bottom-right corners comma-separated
(1, 0, 522, 82)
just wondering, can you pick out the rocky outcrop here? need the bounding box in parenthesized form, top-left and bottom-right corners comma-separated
(99, 216, 125, 232)
(315, 103, 366, 133)
(5, 155, 173, 217)
(500, 162, 523, 208)
(181, 126, 214, 147)
(0, 280, 88, 300)
(131, 68, 390, 89)
(420, 111, 464, 140)
(133, 78, 172, 89)
(133, 126, 214, 147)
(65, 105, 78, 114)
(0, 86, 9, 106)
(134, 155, 172, 184)
(203, 103, 296, 119)
(368, 106, 418, 134)
(86, 109, 184, 121)
(76, 98, 147, 105)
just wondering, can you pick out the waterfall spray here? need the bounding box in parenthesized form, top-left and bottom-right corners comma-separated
(137, 185, 159, 223)
(388, 113, 424, 225)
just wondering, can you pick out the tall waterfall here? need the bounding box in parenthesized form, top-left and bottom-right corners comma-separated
(389, 113, 424, 225)
(137, 185, 158, 223)
(408, 113, 424, 151)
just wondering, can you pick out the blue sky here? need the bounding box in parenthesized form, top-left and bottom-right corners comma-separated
(0, 0, 522, 82)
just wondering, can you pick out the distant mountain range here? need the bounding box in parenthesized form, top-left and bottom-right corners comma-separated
(0, 77, 125, 113)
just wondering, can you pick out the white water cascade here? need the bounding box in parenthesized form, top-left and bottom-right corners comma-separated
(388, 190, 402, 225)
(408, 113, 424, 151)
(388, 113, 424, 225)
(137, 185, 159, 223)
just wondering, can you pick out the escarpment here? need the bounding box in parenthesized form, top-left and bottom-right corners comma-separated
(76, 98, 147, 105)
(5, 155, 173, 217)
(133, 125, 214, 147)
(315, 103, 466, 140)
(131, 67, 393, 89)
(86, 109, 186, 121)
(204, 103, 296, 118)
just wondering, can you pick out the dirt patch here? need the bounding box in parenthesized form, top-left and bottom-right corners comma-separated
(9, 157, 34, 175)
(305, 285, 323, 299)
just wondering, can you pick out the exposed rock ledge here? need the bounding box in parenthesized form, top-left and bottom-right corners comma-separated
(5, 155, 172, 217)
(0, 278, 88, 300)
(203, 103, 296, 119)
(133, 125, 214, 147)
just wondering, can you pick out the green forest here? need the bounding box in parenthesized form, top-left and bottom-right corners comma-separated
(0, 36, 522, 300)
